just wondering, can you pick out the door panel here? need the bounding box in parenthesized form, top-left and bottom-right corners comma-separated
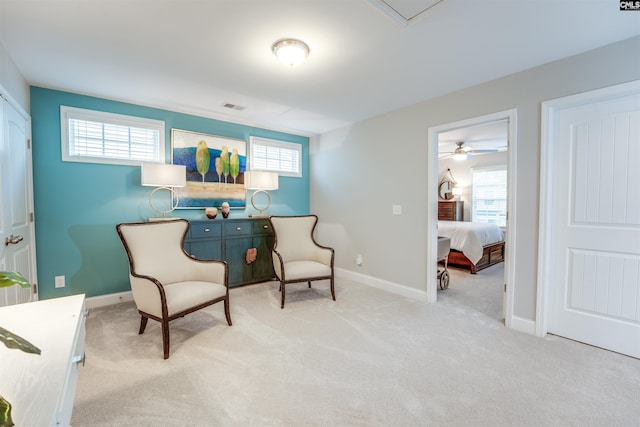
(0, 97, 36, 306)
(547, 83, 640, 358)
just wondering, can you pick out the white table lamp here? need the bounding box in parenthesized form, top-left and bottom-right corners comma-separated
(452, 187, 463, 200)
(141, 163, 186, 219)
(244, 171, 278, 217)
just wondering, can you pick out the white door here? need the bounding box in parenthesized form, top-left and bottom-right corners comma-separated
(543, 81, 640, 358)
(0, 94, 37, 306)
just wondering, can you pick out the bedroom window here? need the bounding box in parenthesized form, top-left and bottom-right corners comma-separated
(471, 166, 507, 227)
(61, 106, 165, 166)
(249, 136, 301, 177)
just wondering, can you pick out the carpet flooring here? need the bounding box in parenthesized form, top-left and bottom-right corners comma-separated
(71, 264, 640, 426)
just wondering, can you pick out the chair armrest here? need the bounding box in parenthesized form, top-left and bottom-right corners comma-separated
(130, 274, 166, 317)
(272, 250, 284, 279)
(179, 255, 228, 286)
(311, 245, 334, 267)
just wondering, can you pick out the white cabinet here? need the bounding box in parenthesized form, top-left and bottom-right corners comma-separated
(0, 294, 86, 426)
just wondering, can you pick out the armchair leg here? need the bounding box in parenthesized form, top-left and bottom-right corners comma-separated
(330, 277, 336, 301)
(162, 319, 170, 359)
(308, 281, 311, 288)
(224, 296, 233, 326)
(281, 282, 286, 309)
(139, 315, 148, 334)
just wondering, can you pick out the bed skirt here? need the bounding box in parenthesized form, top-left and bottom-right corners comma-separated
(447, 241, 505, 274)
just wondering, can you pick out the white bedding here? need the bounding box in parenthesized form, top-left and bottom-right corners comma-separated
(437, 221, 504, 265)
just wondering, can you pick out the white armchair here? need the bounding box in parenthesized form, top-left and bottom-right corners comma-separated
(269, 215, 335, 308)
(116, 219, 231, 359)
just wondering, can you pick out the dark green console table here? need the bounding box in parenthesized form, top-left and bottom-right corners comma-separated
(184, 218, 275, 287)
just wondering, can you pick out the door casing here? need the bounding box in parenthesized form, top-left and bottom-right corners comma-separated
(427, 108, 518, 329)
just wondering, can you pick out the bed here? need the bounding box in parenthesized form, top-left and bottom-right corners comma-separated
(437, 220, 505, 274)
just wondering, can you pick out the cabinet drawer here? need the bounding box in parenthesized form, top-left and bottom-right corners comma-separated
(186, 240, 223, 261)
(490, 247, 504, 262)
(224, 220, 252, 236)
(190, 222, 222, 239)
(57, 305, 87, 426)
(253, 219, 273, 235)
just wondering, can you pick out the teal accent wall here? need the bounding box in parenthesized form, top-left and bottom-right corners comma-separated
(30, 87, 310, 300)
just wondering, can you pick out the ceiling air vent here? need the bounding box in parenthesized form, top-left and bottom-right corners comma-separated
(223, 103, 246, 111)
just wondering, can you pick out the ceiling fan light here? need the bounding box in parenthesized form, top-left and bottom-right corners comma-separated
(453, 152, 467, 161)
(272, 39, 309, 66)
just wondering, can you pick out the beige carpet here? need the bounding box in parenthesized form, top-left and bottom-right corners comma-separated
(71, 265, 640, 426)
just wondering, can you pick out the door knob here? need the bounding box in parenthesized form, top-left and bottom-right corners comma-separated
(4, 235, 23, 246)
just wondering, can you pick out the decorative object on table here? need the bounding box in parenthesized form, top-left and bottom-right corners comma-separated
(438, 168, 457, 200)
(452, 186, 463, 200)
(171, 129, 247, 209)
(141, 163, 186, 220)
(0, 273, 40, 355)
(0, 271, 41, 427)
(205, 207, 218, 219)
(245, 248, 257, 264)
(244, 171, 279, 217)
(221, 202, 230, 218)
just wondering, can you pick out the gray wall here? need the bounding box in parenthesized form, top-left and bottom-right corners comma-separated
(0, 43, 29, 111)
(311, 36, 640, 322)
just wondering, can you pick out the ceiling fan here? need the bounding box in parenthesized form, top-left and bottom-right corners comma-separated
(440, 141, 501, 160)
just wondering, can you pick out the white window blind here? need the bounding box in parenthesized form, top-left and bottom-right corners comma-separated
(472, 166, 507, 227)
(249, 136, 301, 177)
(61, 106, 165, 166)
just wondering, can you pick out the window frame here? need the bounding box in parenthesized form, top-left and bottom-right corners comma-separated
(248, 136, 302, 177)
(60, 106, 165, 166)
(471, 165, 508, 227)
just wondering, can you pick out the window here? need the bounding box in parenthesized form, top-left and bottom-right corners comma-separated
(61, 106, 165, 166)
(472, 166, 507, 227)
(249, 136, 301, 177)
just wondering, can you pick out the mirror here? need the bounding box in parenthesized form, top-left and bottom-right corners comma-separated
(439, 180, 454, 200)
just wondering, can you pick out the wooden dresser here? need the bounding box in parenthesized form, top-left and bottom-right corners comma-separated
(0, 294, 86, 426)
(438, 200, 464, 221)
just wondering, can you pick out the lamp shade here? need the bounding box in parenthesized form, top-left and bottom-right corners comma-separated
(452, 187, 463, 196)
(244, 171, 279, 190)
(141, 163, 186, 187)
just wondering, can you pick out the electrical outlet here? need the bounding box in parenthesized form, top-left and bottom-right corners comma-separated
(392, 204, 402, 215)
(356, 254, 363, 266)
(55, 275, 65, 288)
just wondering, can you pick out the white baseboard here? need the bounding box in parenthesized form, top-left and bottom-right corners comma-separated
(509, 315, 536, 335)
(85, 291, 133, 309)
(335, 268, 427, 301)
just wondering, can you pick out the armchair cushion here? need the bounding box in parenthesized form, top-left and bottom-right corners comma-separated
(132, 280, 228, 318)
(281, 261, 332, 281)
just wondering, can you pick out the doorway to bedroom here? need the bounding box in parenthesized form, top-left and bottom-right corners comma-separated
(427, 109, 517, 328)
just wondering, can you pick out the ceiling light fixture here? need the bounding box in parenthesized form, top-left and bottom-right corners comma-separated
(272, 39, 310, 66)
